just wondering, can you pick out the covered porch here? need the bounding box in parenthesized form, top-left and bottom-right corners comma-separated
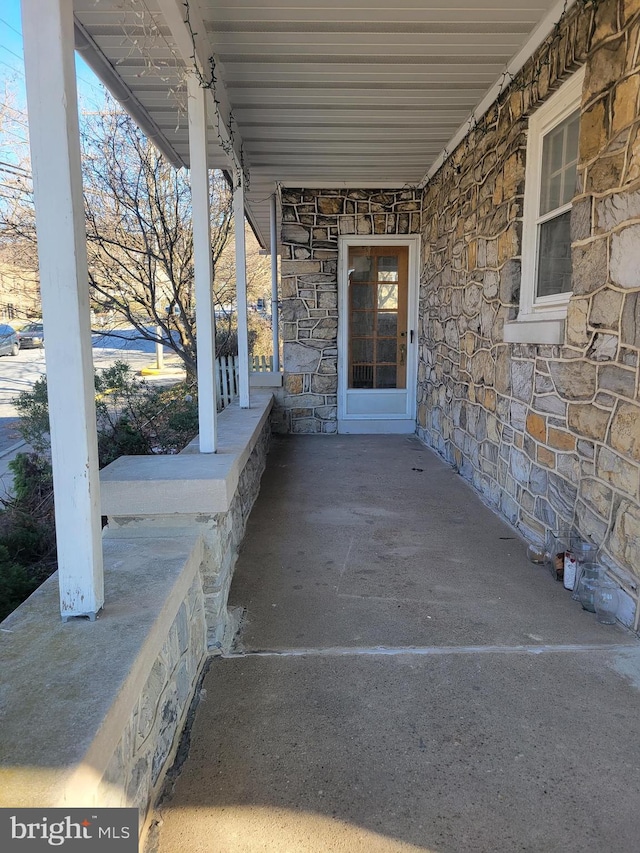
(2, 0, 640, 848)
(153, 434, 640, 852)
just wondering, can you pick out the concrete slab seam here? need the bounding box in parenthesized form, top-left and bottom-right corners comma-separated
(220, 643, 639, 659)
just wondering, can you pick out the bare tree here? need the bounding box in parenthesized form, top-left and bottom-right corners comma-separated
(81, 109, 234, 379)
(1, 95, 272, 378)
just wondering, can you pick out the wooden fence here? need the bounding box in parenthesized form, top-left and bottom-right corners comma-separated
(217, 355, 274, 410)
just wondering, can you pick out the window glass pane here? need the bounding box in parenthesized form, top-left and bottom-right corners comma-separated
(352, 339, 373, 363)
(562, 162, 577, 208)
(377, 312, 398, 337)
(566, 115, 580, 164)
(378, 255, 398, 282)
(537, 210, 573, 298)
(550, 127, 564, 173)
(540, 108, 580, 216)
(376, 339, 397, 362)
(351, 311, 374, 337)
(378, 283, 398, 310)
(545, 174, 561, 213)
(351, 284, 374, 309)
(376, 366, 397, 388)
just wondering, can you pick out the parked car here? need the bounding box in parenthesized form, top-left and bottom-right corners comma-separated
(18, 321, 44, 349)
(0, 323, 20, 356)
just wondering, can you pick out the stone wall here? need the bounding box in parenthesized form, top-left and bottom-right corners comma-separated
(280, 188, 422, 433)
(99, 568, 207, 816)
(417, 0, 640, 621)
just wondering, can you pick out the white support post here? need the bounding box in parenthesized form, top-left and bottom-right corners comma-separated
(22, 0, 103, 620)
(234, 182, 250, 408)
(270, 192, 280, 372)
(187, 74, 218, 452)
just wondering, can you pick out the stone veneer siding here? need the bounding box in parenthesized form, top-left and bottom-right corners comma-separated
(280, 188, 422, 434)
(417, 0, 640, 616)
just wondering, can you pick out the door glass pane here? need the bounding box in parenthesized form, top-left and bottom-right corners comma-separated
(348, 246, 407, 391)
(350, 255, 373, 281)
(351, 311, 374, 337)
(376, 366, 397, 388)
(378, 256, 399, 282)
(352, 365, 374, 388)
(351, 284, 374, 309)
(378, 283, 398, 310)
(377, 339, 397, 362)
(377, 312, 398, 337)
(537, 210, 572, 297)
(352, 339, 374, 363)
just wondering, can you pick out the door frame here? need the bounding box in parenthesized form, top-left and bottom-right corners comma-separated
(337, 235, 420, 434)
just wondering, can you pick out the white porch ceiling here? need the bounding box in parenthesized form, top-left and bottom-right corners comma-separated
(73, 0, 568, 246)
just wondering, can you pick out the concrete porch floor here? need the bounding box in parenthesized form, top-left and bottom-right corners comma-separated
(152, 435, 640, 853)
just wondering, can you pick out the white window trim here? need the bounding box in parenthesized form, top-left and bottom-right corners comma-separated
(504, 66, 585, 345)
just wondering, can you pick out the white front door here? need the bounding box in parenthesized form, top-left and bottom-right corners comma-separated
(338, 236, 419, 434)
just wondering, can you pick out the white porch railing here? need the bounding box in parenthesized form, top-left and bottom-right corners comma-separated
(217, 354, 274, 410)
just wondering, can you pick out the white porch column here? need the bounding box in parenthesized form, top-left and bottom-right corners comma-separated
(233, 181, 250, 408)
(22, 0, 103, 620)
(187, 73, 217, 452)
(270, 192, 280, 372)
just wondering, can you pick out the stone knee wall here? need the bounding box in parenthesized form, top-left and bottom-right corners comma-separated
(280, 188, 422, 433)
(100, 570, 207, 817)
(417, 0, 640, 619)
(108, 415, 272, 649)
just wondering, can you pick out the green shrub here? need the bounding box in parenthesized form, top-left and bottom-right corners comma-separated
(12, 377, 50, 454)
(1, 362, 199, 622)
(0, 545, 41, 623)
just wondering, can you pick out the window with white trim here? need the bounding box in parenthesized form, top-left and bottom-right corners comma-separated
(504, 67, 585, 345)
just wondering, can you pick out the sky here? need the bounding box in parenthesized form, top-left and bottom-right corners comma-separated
(0, 0, 108, 172)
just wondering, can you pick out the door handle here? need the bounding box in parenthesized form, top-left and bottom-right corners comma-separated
(399, 344, 406, 365)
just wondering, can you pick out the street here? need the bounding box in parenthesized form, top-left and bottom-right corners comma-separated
(0, 330, 184, 454)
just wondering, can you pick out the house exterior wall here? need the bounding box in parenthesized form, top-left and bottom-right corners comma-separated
(279, 188, 422, 434)
(417, 0, 640, 607)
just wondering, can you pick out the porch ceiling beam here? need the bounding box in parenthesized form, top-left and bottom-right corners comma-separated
(155, 0, 243, 176)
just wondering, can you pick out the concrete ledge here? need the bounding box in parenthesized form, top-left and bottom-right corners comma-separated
(100, 391, 274, 516)
(0, 528, 206, 810)
(250, 371, 283, 387)
(503, 318, 565, 344)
